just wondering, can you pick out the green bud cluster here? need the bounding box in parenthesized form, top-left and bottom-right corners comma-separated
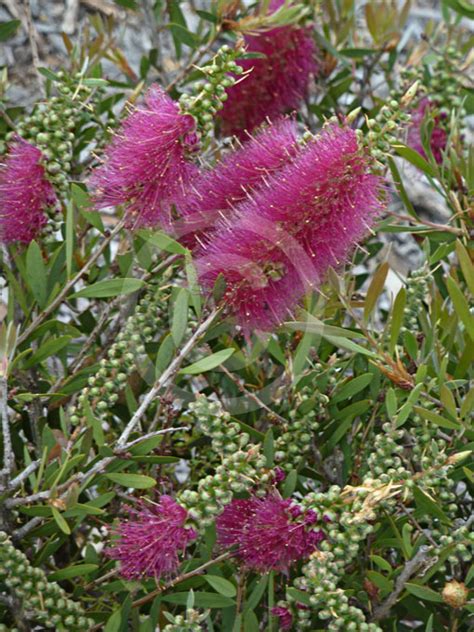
(291, 484, 383, 630)
(8, 72, 91, 193)
(362, 98, 411, 165)
(69, 281, 165, 427)
(365, 421, 408, 484)
(401, 267, 429, 334)
(398, 47, 467, 119)
(295, 551, 381, 632)
(433, 524, 474, 566)
(179, 444, 268, 530)
(188, 394, 250, 454)
(163, 606, 207, 631)
(274, 392, 321, 471)
(179, 44, 243, 143)
(0, 531, 94, 631)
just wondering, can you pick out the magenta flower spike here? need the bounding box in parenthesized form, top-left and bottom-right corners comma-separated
(271, 606, 293, 630)
(218, 0, 318, 138)
(196, 123, 384, 332)
(407, 97, 448, 164)
(0, 137, 58, 244)
(173, 118, 298, 246)
(90, 85, 199, 229)
(106, 496, 197, 579)
(216, 494, 324, 573)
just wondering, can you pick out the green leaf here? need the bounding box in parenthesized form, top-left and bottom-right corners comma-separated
(168, 23, 199, 48)
(48, 564, 98, 581)
(105, 473, 156, 489)
(364, 262, 389, 321)
(446, 276, 474, 341)
(65, 200, 75, 278)
(104, 608, 122, 632)
(64, 502, 105, 517)
(387, 157, 417, 218)
(245, 575, 268, 611)
(282, 469, 298, 498)
(138, 229, 188, 254)
(51, 506, 71, 535)
(24, 336, 71, 369)
(26, 241, 47, 308)
(204, 575, 237, 598)
(155, 333, 176, 376)
(0, 20, 21, 41)
(366, 570, 393, 593)
(393, 144, 437, 178)
(413, 487, 450, 525)
(413, 405, 461, 430)
(179, 348, 235, 375)
(405, 582, 443, 603)
(171, 288, 189, 346)
(332, 373, 373, 403)
(71, 278, 145, 299)
(285, 587, 312, 607)
(243, 610, 259, 632)
(185, 252, 202, 317)
(263, 429, 274, 467)
(370, 555, 392, 573)
(385, 388, 397, 420)
(390, 288, 406, 352)
(396, 383, 424, 427)
(163, 591, 235, 608)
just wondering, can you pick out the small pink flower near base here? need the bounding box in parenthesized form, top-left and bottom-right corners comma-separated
(272, 606, 293, 630)
(0, 137, 58, 244)
(218, 1, 318, 138)
(90, 85, 199, 229)
(407, 98, 448, 165)
(216, 494, 324, 573)
(106, 496, 197, 579)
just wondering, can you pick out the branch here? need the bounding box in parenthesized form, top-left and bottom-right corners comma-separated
(0, 377, 14, 487)
(5, 426, 189, 508)
(371, 545, 433, 622)
(21, 0, 44, 95)
(8, 459, 40, 492)
(116, 307, 220, 447)
(131, 551, 233, 609)
(17, 219, 125, 346)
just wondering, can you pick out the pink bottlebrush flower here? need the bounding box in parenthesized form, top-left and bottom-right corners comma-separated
(0, 137, 57, 244)
(407, 98, 447, 164)
(106, 496, 197, 579)
(173, 118, 298, 246)
(272, 606, 293, 630)
(218, 1, 318, 138)
(216, 494, 324, 573)
(196, 123, 384, 332)
(90, 85, 199, 229)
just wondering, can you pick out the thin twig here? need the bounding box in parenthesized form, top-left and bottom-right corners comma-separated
(387, 210, 463, 236)
(21, 0, 44, 95)
(131, 551, 233, 609)
(115, 426, 189, 451)
(8, 459, 41, 492)
(116, 307, 220, 447)
(371, 545, 433, 622)
(18, 220, 125, 346)
(5, 427, 188, 508)
(11, 516, 43, 541)
(0, 376, 14, 488)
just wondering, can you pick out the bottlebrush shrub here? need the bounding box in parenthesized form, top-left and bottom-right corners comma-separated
(0, 4, 473, 632)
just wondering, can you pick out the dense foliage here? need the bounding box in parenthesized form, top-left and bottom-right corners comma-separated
(0, 1, 473, 630)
